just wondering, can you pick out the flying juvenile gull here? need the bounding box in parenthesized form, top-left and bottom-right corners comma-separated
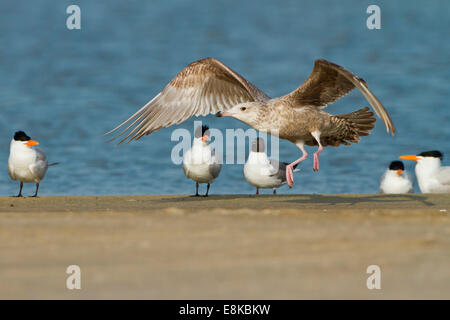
(379, 161, 413, 194)
(106, 57, 395, 186)
(8, 131, 59, 197)
(400, 151, 450, 193)
(244, 138, 299, 195)
(182, 125, 221, 197)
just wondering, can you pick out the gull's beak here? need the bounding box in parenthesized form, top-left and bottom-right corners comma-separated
(25, 140, 39, 147)
(399, 155, 419, 161)
(201, 135, 209, 142)
(215, 111, 233, 117)
(397, 169, 403, 176)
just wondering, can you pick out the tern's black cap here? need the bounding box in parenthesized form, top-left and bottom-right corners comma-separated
(194, 125, 209, 138)
(389, 161, 404, 171)
(251, 138, 265, 153)
(14, 131, 30, 141)
(418, 150, 443, 160)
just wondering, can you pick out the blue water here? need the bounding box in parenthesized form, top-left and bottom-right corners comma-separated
(0, 0, 449, 196)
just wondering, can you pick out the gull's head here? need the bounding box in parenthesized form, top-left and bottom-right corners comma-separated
(12, 131, 39, 148)
(400, 150, 443, 168)
(215, 102, 261, 127)
(194, 125, 210, 145)
(388, 160, 405, 176)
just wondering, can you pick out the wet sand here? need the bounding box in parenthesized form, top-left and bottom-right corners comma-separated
(1, 194, 449, 299)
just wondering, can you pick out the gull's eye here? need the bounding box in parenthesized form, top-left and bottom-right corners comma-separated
(240, 107, 247, 111)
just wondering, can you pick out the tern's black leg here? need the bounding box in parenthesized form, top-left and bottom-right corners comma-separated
(256, 187, 259, 195)
(16, 182, 24, 197)
(273, 188, 277, 195)
(195, 182, 199, 197)
(31, 183, 39, 197)
(204, 183, 210, 197)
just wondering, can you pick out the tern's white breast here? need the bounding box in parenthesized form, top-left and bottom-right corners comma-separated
(8, 140, 45, 182)
(415, 160, 450, 193)
(182, 142, 220, 184)
(380, 170, 413, 194)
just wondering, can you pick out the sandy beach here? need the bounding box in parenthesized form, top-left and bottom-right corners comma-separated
(1, 194, 449, 299)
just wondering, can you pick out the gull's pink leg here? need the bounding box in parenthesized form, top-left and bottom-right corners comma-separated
(286, 143, 308, 187)
(311, 131, 323, 172)
(313, 144, 323, 171)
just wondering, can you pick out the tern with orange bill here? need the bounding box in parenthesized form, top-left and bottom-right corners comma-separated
(8, 131, 58, 197)
(400, 151, 450, 193)
(182, 125, 221, 196)
(379, 161, 413, 194)
(106, 57, 395, 187)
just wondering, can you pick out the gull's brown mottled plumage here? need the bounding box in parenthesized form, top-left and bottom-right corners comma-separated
(325, 107, 376, 146)
(284, 59, 395, 134)
(106, 57, 394, 145)
(107, 57, 396, 186)
(106, 57, 269, 144)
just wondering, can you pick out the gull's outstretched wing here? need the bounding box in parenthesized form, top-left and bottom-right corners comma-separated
(284, 59, 395, 135)
(106, 57, 270, 144)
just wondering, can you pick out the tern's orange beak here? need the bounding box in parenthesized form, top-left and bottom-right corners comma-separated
(396, 169, 403, 176)
(399, 155, 419, 161)
(25, 140, 39, 147)
(201, 135, 209, 142)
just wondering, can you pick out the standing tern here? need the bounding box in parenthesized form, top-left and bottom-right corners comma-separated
(379, 160, 413, 194)
(400, 151, 450, 193)
(8, 131, 58, 197)
(182, 125, 221, 196)
(244, 138, 298, 195)
(106, 58, 395, 187)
